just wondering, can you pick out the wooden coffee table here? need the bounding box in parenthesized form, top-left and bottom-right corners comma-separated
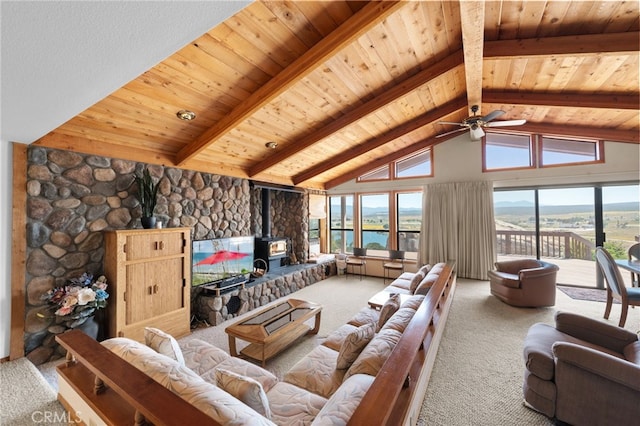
(225, 298, 322, 366)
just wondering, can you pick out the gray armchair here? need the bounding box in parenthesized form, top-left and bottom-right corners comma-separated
(488, 258, 558, 307)
(523, 311, 640, 425)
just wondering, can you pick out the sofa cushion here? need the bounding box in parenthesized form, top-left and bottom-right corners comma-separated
(102, 338, 275, 425)
(337, 322, 376, 370)
(489, 271, 520, 288)
(344, 328, 403, 381)
(418, 264, 433, 275)
(400, 294, 425, 310)
(377, 293, 400, 331)
(323, 324, 358, 352)
(409, 270, 427, 293)
(215, 368, 272, 419)
(144, 327, 185, 366)
(380, 307, 416, 334)
(414, 273, 438, 295)
(389, 277, 413, 292)
(267, 381, 327, 425)
(180, 338, 277, 392)
(284, 345, 346, 398)
(311, 374, 375, 426)
(347, 307, 380, 327)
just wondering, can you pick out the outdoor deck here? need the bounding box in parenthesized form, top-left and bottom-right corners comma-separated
(497, 255, 636, 289)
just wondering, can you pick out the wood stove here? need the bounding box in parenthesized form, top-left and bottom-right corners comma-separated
(255, 187, 288, 272)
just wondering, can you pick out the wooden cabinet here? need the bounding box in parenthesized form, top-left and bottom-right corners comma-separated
(104, 228, 191, 341)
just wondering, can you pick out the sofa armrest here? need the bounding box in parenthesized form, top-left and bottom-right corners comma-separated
(553, 342, 640, 392)
(555, 311, 638, 353)
(519, 265, 556, 280)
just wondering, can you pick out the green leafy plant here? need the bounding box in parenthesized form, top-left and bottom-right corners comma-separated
(134, 167, 159, 217)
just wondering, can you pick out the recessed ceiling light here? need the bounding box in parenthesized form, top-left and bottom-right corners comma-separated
(265, 141, 278, 149)
(176, 110, 196, 121)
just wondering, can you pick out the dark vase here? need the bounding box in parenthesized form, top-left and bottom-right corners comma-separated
(75, 316, 99, 340)
(141, 216, 157, 229)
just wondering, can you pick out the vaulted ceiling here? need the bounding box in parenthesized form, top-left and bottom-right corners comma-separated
(32, 1, 639, 190)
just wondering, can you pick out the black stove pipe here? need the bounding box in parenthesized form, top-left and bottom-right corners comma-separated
(262, 188, 271, 238)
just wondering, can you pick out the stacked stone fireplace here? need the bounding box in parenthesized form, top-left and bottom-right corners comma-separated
(254, 187, 288, 272)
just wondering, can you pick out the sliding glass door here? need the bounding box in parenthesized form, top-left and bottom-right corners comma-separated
(494, 183, 639, 288)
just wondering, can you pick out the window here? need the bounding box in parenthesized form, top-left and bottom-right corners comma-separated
(395, 149, 432, 178)
(358, 165, 389, 182)
(397, 192, 422, 259)
(329, 195, 353, 253)
(539, 137, 602, 167)
(360, 194, 389, 255)
(357, 148, 432, 182)
(483, 133, 534, 171)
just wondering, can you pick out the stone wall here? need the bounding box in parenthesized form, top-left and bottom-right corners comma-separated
(23, 147, 313, 364)
(194, 262, 334, 326)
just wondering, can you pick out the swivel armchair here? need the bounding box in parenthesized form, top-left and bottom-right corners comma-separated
(488, 258, 558, 307)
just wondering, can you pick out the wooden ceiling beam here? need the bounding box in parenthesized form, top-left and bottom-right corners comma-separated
(293, 98, 468, 185)
(459, 0, 485, 115)
(174, 0, 405, 167)
(514, 123, 639, 144)
(484, 31, 640, 58)
(248, 50, 464, 177)
(483, 90, 640, 110)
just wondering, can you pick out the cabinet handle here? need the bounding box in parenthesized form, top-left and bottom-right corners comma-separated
(148, 286, 153, 295)
(154, 241, 165, 250)
(153, 284, 159, 294)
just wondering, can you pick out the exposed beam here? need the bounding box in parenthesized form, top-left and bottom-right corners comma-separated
(484, 31, 640, 58)
(249, 50, 465, 177)
(293, 98, 467, 185)
(459, 0, 485, 114)
(515, 123, 639, 143)
(174, 0, 405, 166)
(483, 90, 640, 110)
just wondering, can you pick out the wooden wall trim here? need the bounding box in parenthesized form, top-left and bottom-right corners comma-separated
(10, 143, 27, 360)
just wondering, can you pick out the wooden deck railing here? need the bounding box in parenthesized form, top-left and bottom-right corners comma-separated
(497, 230, 594, 260)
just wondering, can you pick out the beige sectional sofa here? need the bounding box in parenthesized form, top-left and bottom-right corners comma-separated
(56, 261, 457, 425)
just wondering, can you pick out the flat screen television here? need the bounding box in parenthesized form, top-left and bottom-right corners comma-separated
(192, 236, 254, 288)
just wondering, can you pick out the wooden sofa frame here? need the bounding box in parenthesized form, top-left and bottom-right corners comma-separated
(56, 260, 457, 426)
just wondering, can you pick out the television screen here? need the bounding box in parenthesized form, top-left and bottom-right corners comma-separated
(192, 236, 254, 287)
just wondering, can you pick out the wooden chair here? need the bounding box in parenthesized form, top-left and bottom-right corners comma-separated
(346, 247, 367, 280)
(383, 250, 405, 283)
(628, 243, 640, 287)
(595, 246, 640, 327)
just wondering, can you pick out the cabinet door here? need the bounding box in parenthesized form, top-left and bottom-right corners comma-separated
(125, 232, 185, 261)
(125, 258, 184, 325)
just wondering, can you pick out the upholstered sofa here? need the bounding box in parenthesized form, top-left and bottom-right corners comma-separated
(55, 261, 457, 425)
(375, 262, 446, 298)
(523, 311, 640, 425)
(488, 258, 559, 307)
(92, 292, 429, 425)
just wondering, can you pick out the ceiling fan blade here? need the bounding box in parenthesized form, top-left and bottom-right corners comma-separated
(469, 125, 485, 140)
(437, 121, 466, 127)
(436, 127, 467, 138)
(481, 110, 505, 122)
(485, 119, 527, 127)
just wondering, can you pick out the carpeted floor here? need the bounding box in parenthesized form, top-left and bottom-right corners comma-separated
(0, 358, 67, 425)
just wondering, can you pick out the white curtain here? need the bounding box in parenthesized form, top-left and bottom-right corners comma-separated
(419, 181, 496, 280)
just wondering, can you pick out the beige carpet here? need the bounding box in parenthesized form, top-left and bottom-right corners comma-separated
(0, 357, 67, 426)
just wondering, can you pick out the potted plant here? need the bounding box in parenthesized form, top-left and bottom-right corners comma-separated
(134, 167, 160, 229)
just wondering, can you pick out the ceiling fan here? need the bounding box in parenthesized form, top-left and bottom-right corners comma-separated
(436, 105, 526, 140)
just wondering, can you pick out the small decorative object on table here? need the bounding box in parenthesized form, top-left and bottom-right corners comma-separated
(39, 273, 109, 339)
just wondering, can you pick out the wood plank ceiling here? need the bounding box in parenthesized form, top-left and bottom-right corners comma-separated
(34, 1, 639, 190)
